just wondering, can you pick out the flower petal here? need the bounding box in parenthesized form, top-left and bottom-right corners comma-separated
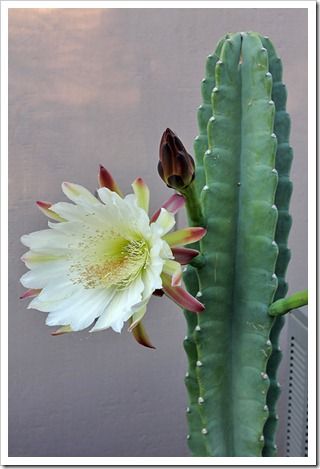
(51, 202, 92, 223)
(36, 201, 66, 222)
(97, 186, 125, 206)
(171, 247, 199, 265)
(162, 273, 204, 313)
(62, 182, 101, 207)
(132, 177, 150, 213)
(28, 279, 78, 311)
(98, 164, 123, 196)
(21, 250, 67, 269)
(46, 288, 113, 331)
(150, 193, 185, 223)
(89, 278, 144, 332)
(163, 227, 207, 247)
(21, 229, 71, 250)
(131, 320, 156, 349)
(162, 260, 182, 286)
(150, 208, 175, 236)
(20, 262, 70, 289)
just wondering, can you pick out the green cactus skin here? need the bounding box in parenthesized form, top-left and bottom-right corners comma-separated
(183, 32, 294, 456)
(259, 36, 293, 457)
(183, 36, 228, 456)
(193, 36, 226, 196)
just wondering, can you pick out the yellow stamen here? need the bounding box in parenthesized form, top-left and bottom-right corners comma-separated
(70, 234, 150, 290)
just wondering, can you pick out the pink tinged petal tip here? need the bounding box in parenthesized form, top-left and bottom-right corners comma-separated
(36, 201, 65, 222)
(163, 227, 207, 247)
(20, 289, 42, 300)
(150, 193, 185, 223)
(132, 177, 150, 212)
(51, 325, 73, 336)
(98, 164, 123, 196)
(171, 247, 199, 265)
(130, 321, 156, 349)
(162, 273, 205, 313)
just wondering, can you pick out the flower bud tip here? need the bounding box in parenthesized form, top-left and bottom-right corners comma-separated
(158, 128, 195, 192)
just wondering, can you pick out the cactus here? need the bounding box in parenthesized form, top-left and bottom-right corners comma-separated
(182, 32, 296, 457)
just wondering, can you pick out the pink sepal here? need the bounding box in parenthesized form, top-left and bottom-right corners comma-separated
(171, 247, 199, 265)
(163, 227, 207, 247)
(162, 274, 205, 313)
(36, 201, 51, 210)
(150, 193, 185, 223)
(36, 201, 65, 222)
(20, 289, 41, 300)
(171, 270, 182, 287)
(98, 164, 123, 196)
(131, 322, 156, 349)
(51, 325, 73, 336)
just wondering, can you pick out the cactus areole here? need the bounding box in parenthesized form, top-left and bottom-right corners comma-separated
(182, 32, 293, 457)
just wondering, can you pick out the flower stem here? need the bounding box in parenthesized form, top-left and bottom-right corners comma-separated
(181, 182, 205, 228)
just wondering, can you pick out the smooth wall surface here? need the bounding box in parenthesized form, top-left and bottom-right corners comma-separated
(9, 8, 308, 457)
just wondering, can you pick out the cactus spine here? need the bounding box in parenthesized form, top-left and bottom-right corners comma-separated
(183, 32, 293, 457)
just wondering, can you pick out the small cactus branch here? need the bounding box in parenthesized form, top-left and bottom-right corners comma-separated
(269, 290, 308, 316)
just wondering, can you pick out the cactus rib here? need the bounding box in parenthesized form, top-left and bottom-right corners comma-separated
(183, 37, 226, 456)
(260, 36, 293, 457)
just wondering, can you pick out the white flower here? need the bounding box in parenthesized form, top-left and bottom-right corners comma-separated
(20, 167, 206, 347)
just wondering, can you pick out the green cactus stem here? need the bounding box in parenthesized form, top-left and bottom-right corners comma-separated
(269, 290, 308, 316)
(182, 32, 296, 457)
(260, 36, 293, 456)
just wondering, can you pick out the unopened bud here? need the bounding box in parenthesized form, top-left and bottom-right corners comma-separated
(158, 128, 195, 192)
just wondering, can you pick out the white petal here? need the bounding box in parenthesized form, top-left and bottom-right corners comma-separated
(98, 188, 150, 233)
(110, 308, 136, 334)
(141, 269, 162, 300)
(21, 230, 70, 250)
(20, 261, 70, 289)
(90, 278, 144, 332)
(52, 202, 117, 233)
(22, 250, 67, 269)
(51, 202, 89, 222)
(97, 187, 123, 206)
(150, 208, 175, 236)
(122, 195, 150, 231)
(160, 240, 174, 260)
(62, 182, 101, 207)
(46, 288, 113, 331)
(28, 279, 78, 312)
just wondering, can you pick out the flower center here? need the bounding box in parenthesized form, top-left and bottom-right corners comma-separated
(70, 233, 150, 290)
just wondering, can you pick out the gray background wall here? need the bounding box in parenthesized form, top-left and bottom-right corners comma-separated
(9, 8, 308, 457)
